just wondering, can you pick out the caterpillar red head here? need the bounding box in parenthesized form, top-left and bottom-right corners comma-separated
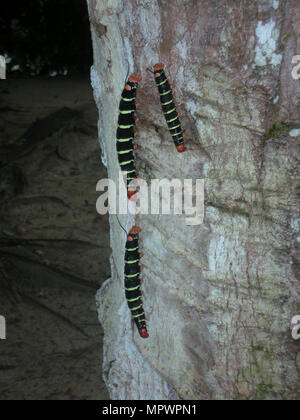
(125, 74, 142, 91)
(129, 225, 142, 234)
(127, 225, 142, 241)
(154, 63, 165, 77)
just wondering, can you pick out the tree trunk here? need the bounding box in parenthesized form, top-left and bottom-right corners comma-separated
(87, 0, 300, 400)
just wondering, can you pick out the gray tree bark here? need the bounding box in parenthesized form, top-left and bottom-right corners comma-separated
(87, 0, 300, 400)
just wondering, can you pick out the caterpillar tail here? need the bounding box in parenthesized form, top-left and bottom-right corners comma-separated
(139, 328, 149, 338)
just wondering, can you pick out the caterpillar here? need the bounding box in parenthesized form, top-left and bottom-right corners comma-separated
(124, 225, 149, 339)
(152, 63, 186, 153)
(116, 74, 142, 199)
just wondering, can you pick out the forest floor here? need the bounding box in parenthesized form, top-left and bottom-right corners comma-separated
(0, 75, 110, 400)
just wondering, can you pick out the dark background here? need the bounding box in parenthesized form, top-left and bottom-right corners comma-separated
(0, 0, 93, 76)
(0, 0, 110, 400)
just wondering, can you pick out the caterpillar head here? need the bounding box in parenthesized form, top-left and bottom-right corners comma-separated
(154, 63, 165, 78)
(125, 74, 142, 91)
(127, 225, 142, 241)
(139, 328, 149, 339)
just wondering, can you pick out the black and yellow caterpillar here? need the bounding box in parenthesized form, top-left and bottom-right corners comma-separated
(153, 63, 186, 152)
(124, 225, 148, 338)
(116, 74, 142, 199)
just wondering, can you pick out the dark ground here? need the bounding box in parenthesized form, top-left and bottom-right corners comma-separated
(0, 76, 110, 400)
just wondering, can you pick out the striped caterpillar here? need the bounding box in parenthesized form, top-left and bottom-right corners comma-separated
(152, 63, 186, 152)
(124, 225, 148, 338)
(116, 74, 142, 199)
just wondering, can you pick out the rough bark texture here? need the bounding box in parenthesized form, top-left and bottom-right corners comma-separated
(87, 0, 300, 400)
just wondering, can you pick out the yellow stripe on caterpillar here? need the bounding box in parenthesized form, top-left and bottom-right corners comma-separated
(121, 97, 135, 102)
(125, 273, 139, 279)
(169, 124, 181, 131)
(120, 160, 134, 166)
(125, 259, 139, 264)
(156, 79, 167, 87)
(130, 304, 143, 312)
(164, 108, 176, 115)
(127, 296, 141, 302)
(133, 312, 145, 318)
(162, 99, 174, 106)
(125, 285, 140, 291)
(126, 247, 139, 251)
(160, 89, 172, 96)
(117, 137, 133, 142)
(119, 110, 134, 114)
(166, 116, 179, 124)
(171, 131, 182, 137)
(118, 149, 133, 155)
(119, 124, 134, 129)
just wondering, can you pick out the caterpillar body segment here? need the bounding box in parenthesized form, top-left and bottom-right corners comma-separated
(153, 63, 186, 153)
(124, 226, 148, 339)
(116, 74, 142, 199)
